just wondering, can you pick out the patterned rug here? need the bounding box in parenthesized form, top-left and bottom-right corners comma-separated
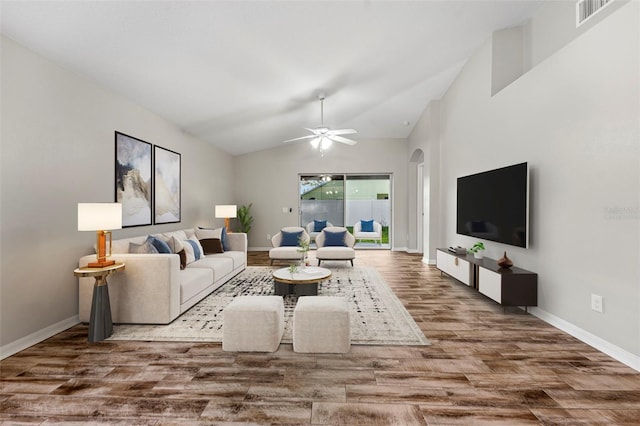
(108, 266, 430, 346)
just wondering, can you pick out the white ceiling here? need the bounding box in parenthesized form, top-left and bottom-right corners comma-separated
(1, 1, 544, 155)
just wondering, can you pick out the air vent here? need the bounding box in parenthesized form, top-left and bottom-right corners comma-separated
(576, 0, 614, 27)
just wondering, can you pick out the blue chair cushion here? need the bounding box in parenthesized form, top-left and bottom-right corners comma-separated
(361, 220, 375, 232)
(280, 230, 302, 247)
(313, 220, 327, 232)
(323, 230, 347, 247)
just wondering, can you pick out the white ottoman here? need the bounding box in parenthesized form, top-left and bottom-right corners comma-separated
(223, 296, 284, 352)
(293, 296, 350, 353)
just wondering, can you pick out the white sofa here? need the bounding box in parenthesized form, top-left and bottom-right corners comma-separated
(78, 228, 247, 325)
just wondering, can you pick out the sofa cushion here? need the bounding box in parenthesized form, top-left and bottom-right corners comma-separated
(182, 241, 196, 264)
(176, 249, 187, 270)
(280, 230, 302, 247)
(323, 230, 347, 247)
(200, 238, 224, 254)
(109, 236, 146, 254)
(180, 267, 214, 305)
(187, 256, 234, 282)
(360, 219, 374, 232)
(163, 230, 189, 242)
(129, 241, 159, 254)
(168, 236, 184, 254)
(185, 237, 204, 260)
(147, 236, 172, 253)
(197, 227, 231, 251)
(208, 251, 245, 269)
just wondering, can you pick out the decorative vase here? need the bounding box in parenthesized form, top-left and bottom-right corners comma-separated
(498, 251, 513, 268)
(473, 251, 483, 259)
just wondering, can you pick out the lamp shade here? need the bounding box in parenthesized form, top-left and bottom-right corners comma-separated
(78, 203, 122, 231)
(215, 205, 237, 219)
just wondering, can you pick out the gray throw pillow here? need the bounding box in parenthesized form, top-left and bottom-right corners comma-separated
(129, 241, 159, 254)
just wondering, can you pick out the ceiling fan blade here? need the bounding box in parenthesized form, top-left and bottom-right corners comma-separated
(327, 128, 358, 136)
(304, 127, 322, 135)
(328, 135, 357, 146)
(283, 135, 316, 143)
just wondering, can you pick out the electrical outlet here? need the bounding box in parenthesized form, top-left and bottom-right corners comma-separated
(591, 294, 603, 313)
(266, 233, 271, 241)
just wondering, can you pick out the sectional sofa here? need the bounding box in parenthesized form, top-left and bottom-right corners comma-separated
(78, 228, 247, 325)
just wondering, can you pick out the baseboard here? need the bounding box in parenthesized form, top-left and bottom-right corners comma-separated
(391, 246, 408, 252)
(1, 315, 80, 360)
(422, 257, 436, 265)
(529, 307, 640, 372)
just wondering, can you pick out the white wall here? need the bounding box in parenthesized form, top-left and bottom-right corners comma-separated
(233, 138, 408, 250)
(523, 0, 630, 70)
(436, 3, 639, 358)
(0, 36, 234, 353)
(408, 101, 441, 262)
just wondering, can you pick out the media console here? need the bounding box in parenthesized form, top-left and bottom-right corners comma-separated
(436, 248, 537, 311)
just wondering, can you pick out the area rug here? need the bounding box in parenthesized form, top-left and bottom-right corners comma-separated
(108, 266, 430, 346)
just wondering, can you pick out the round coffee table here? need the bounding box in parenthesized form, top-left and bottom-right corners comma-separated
(272, 267, 332, 296)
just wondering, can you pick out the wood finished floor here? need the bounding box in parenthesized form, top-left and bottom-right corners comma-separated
(2, 251, 639, 425)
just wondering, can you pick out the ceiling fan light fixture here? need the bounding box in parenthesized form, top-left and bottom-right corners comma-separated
(320, 137, 332, 150)
(282, 94, 357, 154)
(310, 137, 321, 149)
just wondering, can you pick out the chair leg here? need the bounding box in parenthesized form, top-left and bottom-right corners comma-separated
(350, 259, 354, 267)
(317, 259, 321, 266)
(270, 259, 274, 265)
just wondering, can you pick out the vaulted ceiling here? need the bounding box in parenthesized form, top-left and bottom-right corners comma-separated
(1, 1, 544, 155)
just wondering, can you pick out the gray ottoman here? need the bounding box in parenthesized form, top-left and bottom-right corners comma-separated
(293, 296, 350, 353)
(223, 295, 284, 352)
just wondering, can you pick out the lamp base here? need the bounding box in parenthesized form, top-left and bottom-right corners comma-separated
(87, 259, 116, 268)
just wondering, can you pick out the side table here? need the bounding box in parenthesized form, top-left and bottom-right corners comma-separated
(74, 262, 125, 342)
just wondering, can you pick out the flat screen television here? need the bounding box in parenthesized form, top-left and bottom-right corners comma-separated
(456, 162, 529, 248)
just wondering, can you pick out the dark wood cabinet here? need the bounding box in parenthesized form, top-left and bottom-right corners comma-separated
(436, 248, 537, 310)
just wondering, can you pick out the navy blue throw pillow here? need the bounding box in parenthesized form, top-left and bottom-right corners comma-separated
(323, 230, 346, 247)
(280, 230, 302, 247)
(313, 220, 327, 232)
(146, 236, 172, 254)
(221, 226, 231, 251)
(360, 219, 374, 232)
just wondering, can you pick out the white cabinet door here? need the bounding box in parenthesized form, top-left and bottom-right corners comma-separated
(436, 250, 471, 286)
(478, 267, 502, 303)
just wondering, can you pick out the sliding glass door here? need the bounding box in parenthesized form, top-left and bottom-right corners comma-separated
(300, 175, 345, 227)
(299, 174, 391, 248)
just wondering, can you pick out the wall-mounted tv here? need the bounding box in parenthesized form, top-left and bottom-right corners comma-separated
(457, 162, 529, 248)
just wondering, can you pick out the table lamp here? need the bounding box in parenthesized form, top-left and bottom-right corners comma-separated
(215, 204, 237, 231)
(78, 203, 122, 268)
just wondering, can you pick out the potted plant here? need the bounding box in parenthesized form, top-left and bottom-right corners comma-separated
(236, 203, 254, 234)
(297, 236, 310, 266)
(469, 242, 485, 259)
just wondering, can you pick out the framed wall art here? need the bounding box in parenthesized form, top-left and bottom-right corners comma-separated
(154, 146, 181, 224)
(115, 132, 152, 227)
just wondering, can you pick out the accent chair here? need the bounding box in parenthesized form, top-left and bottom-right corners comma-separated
(269, 227, 310, 265)
(353, 220, 382, 245)
(315, 226, 356, 267)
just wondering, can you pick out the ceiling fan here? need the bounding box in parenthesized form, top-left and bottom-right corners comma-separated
(283, 93, 357, 154)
